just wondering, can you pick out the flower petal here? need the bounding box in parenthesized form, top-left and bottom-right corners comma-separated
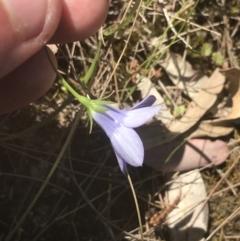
(103, 101, 162, 128)
(114, 151, 127, 173)
(92, 111, 144, 171)
(103, 105, 126, 123)
(130, 95, 157, 110)
(110, 126, 144, 168)
(99, 96, 161, 128)
(122, 105, 162, 128)
(92, 110, 118, 135)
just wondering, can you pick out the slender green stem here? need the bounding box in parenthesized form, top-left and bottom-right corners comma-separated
(44, 47, 87, 104)
(6, 107, 84, 241)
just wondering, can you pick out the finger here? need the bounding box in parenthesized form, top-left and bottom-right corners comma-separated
(0, 0, 109, 114)
(0, 0, 62, 78)
(0, 48, 57, 115)
(50, 0, 109, 43)
(144, 139, 229, 172)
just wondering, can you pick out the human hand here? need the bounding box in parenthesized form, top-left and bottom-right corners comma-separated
(0, 0, 109, 114)
(145, 139, 228, 172)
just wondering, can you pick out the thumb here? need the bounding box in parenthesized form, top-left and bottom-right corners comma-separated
(0, 0, 61, 78)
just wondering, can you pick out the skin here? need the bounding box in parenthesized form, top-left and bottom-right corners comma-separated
(144, 139, 229, 172)
(0, 0, 109, 114)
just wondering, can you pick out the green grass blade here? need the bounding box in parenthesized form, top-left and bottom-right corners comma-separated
(5, 107, 84, 241)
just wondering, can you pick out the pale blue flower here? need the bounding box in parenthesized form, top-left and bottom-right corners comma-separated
(91, 95, 162, 173)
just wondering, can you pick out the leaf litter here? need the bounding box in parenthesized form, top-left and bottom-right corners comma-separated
(136, 47, 240, 240)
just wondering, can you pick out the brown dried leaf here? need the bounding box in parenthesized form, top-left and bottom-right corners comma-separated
(165, 170, 208, 241)
(190, 68, 240, 138)
(137, 69, 226, 146)
(211, 68, 240, 122)
(160, 51, 209, 99)
(167, 68, 225, 139)
(189, 121, 233, 138)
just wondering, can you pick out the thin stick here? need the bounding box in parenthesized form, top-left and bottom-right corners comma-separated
(158, 0, 192, 49)
(206, 206, 240, 240)
(127, 172, 143, 241)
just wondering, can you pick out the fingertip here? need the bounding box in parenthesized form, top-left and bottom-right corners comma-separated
(0, 0, 61, 77)
(50, 0, 109, 42)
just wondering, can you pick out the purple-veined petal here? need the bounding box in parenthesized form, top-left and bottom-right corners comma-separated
(102, 98, 161, 128)
(109, 125, 144, 168)
(122, 105, 162, 128)
(130, 95, 157, 110)
(102, 106, 126, 124)
(114, 151, 127, 173)
(92, 110, 119, 135)
(92, 111, 144, 172)
(103, 104, 125, 115)
(101, 95, 158, 125)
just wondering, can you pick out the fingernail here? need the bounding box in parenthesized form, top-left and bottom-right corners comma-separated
(2, 0, 48, 41)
